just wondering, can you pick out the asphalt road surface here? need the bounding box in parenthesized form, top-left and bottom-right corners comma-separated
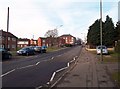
(2, 46, 82, 88)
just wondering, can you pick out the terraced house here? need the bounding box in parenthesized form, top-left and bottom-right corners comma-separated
(0, 30, 18, 51)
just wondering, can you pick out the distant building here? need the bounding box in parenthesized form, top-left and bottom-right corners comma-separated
(30, 39, 38, 46)
(0, 30, 18, 51)
(37, 36, 65, 47)
(38, 37, 46, 47)
(17, 38, 30, 48)
(60, 34, 76, 45)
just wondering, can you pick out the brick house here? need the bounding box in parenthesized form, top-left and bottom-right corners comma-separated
(38, 37, 65, 47)
(30, 39, 38, 46)
(0, 30, 18, 51)
(38, 37, 46, 47)
(60, 34, 76, 45)
(17, 38, 30, 49)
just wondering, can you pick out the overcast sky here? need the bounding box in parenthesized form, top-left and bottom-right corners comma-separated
(0, 0, 119, 41)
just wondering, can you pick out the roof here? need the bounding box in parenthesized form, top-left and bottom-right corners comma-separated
(38, 37, 47, 39)
(18, 38, 30, 41)
(60, 34, 75, 37)
(0, 30, 18, 38)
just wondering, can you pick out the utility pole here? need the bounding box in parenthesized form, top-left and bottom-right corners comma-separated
(100, 0, 103, 61)
(6, 7, 9, 50)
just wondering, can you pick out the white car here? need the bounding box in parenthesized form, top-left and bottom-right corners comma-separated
(96, 45, 108, 55)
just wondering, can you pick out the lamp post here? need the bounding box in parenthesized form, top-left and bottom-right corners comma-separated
(55, 25, 63, 47)
(55, 25, 63, 37)
(100, 0, 103, 61)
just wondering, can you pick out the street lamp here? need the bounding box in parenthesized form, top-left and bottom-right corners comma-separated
(100, 0, 103, 61)
(54, 25, 63, 37)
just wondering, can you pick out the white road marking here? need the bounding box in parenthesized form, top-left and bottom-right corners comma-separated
(57, 54, 62, 57)
(36, 62, 40, 65)
(35, 86, 43, 89)
(1, 69, 15, 77)
(50, 72, 56, 82)
(56, 67, 68, 73)
(17, 65, 34, 69)
(51, 57, 54, 60)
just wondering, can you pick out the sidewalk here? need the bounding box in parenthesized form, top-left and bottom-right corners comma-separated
(55, 47, 119, 88)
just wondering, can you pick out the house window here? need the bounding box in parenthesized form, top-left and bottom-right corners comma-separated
(0, 45, 2, 48)
(8, 45, 10, 48)
(42, 40, 45, 43)
(12, 45, 16, 48)
(21, 45, 23, 47)
(0, 36, 2, 40)
(2, 37, 4, 40)
(12, 38, 16, 41)
(8, 37, 10, 41)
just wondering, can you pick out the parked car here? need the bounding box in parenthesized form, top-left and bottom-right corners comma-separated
(41, 46, 47, 53)
(34, 46, 41, 53)
(0, 48, 12, 60)
(96, 45, 108, 55)
(17, 47, 35, 56)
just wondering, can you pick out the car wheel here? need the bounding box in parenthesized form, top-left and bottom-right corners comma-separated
(8, 55, 12, 59)
(26, 53, 29, 56)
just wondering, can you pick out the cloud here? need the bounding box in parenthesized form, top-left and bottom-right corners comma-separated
(0, 0, 119, 40)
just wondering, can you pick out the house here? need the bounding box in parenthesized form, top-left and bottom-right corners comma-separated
(60, 34, 76, 46)
(30, 39, 38, 46)
(38, 36, 65, 47)
(38, 37, 46, 47)
(0, 30, 18, 51)
(17, 38, 30, 49)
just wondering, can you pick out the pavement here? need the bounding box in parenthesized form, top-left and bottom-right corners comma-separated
(55, 47, 119, 88)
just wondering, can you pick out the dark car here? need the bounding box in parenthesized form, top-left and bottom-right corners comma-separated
(17, 47, 35, 56)
(41, 46, 47, 53)
(0, 48, 12, 60)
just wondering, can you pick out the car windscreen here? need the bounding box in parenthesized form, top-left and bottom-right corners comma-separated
(97, 46, 106, 49)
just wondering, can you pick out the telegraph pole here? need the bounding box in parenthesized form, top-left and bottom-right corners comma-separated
(6, 7, 9, 50)
(100, 0, 103, 61)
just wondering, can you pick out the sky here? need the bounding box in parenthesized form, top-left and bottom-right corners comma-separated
(0, 0, 119, 41)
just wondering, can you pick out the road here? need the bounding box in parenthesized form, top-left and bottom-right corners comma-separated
(2, 46, 81, 88)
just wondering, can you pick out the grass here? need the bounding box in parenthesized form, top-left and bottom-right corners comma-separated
(10, 51, 30, 59)
(10, 51, 17, 56)
(87, 48, 120, 63)
(112, 71, 120, 86)
(47, 46, 64, 52)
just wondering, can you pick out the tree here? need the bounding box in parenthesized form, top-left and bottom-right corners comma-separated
(44, 29, 58, 37)
(103, 15, 116, 46)
(115, 21, 120, 40)
(87, 15, 116, 47)
(87, 19, 103, 47)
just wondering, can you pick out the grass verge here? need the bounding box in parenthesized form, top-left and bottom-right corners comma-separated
(47, 47, 64, 52)
(112, 71, 120, 86)
(87, 48, 120, 63)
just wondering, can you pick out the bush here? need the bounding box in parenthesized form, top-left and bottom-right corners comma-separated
(65, 44, 73, 47)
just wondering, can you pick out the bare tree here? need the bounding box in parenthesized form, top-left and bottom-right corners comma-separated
(44, 29, 58, 37)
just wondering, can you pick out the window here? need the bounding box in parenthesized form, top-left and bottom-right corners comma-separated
(42, 40, 45, 43)
(2, 37, 4, 40)
(12, 45, 16, 48)
(0, 36, 2, 40)
(21, 45, 23, 47)
(12, 38, 16, 41)
(8, 45, 10, 48)
(8, 37, 10, 40)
